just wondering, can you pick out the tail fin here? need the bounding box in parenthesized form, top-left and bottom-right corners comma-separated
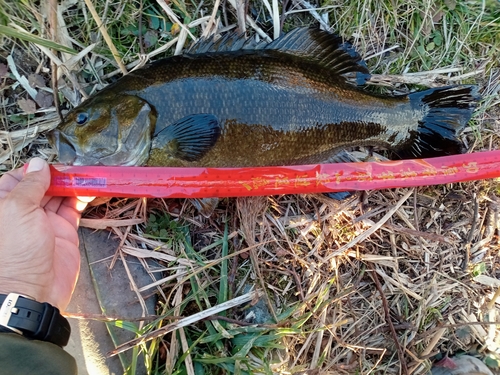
(399, 85, 480, 159)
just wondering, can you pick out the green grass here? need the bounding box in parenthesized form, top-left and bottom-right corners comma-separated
(326, 0, 500, 74)
(140, 213, 296, 374)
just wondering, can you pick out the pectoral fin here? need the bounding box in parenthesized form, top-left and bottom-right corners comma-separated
(190, 198, 219, 217)
(152, 114, 221, 162)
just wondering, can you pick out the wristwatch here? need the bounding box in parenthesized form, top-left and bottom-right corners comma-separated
(0, 293, 71, 347)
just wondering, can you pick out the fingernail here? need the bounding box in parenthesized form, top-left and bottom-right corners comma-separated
(26, 158, 46, 173)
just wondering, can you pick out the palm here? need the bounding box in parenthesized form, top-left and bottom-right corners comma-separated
(38, 197, 82, 309)
(0, 167, 87, 310)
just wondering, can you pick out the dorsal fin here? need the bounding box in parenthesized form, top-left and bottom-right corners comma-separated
(265, 28, 370, 84)
(187, 32, 268, 54)
(186, 27, 370, 84)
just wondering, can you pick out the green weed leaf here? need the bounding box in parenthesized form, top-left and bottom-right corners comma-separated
(0, 25, 77, 54)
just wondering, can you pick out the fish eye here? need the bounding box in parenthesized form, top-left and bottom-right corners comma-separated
(76, 112, 89, 125)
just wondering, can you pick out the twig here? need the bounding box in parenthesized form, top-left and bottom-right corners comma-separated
(138, 0, 145, 55)
(367, 69, 484, 89)
(463, 193, 479, 271)
(48, 0, 62, 121)
(369, 264, 408, 374)
(203, 315, 279, 328)
(102, 37, 178, 79)
(382, 223, 452, 244)
(279, 0, 290, 31)
(271, 0, 280, 39)
(65, 312, 164, 322)
(79, 217, 145, 229)
(291, 0, 330, 30)
(229, 247, 239, 299)
(83, 0, 128, 74)
(419, 321, 500, 340)
(111, 198, 143, 269)
(249, 248, 279, 322)
(156, 0, 197, 41)
(235, 0, 246, 34)
(108, 290, 262, 356)
(226, 0, 272, 42)
(288, 263, 305, 301)
(413, 189, 419, 232)
(202, 0, 221, 37)
(7, 56, 38, 100)
(420, 327, 446, 358)
(487, 287, 500, 311)
(173, 269, 194, 375)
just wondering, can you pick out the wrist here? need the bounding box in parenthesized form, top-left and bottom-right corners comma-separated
(0, 278, 43, 303)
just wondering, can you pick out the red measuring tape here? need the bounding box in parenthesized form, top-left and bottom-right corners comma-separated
(40, 150, 500, 198)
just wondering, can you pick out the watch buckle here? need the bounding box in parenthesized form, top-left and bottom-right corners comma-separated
(0, 293, 27, 335)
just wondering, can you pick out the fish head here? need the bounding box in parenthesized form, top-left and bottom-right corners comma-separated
(48, 93, 156, 166)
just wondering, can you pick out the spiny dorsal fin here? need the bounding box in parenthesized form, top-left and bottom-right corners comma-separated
(265, 28, 370, 84)
(187, 31, 268, 54)
(186, 27, 370, 84)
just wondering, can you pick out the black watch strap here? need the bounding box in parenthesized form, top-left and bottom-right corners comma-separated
(0, 293, 70, 347)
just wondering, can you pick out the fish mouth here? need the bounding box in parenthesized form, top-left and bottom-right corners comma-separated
(49, 129, 109, 166)
(48, 128, 151, 166)
(48, 130, 78, 165)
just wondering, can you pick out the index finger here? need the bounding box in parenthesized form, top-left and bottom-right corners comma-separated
(0, 168, 24, 198)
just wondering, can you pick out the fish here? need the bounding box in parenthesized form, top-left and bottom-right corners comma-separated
(48, 27, 479, 213)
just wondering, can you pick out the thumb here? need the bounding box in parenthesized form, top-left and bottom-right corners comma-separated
(8, 158, 50, 208)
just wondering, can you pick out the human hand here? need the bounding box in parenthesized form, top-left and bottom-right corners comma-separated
(0, 158, 92, 311)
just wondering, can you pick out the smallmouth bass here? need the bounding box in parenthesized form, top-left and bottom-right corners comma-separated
(49, 28, 479, 170)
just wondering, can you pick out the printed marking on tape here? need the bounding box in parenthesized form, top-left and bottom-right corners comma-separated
(54, 176, 107, 188)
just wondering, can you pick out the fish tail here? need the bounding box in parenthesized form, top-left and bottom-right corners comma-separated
(401, 85, 480, 159)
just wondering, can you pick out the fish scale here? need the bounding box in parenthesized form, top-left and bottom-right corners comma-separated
(128, 54, 394, 126)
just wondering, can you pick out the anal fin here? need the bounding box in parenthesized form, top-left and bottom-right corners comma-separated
(324, 191, 355, 201)
(190, 198, 219, 218)
(319, 150, 358, 201)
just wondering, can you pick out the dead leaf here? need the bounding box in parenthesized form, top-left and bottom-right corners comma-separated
(434, 356, 457, 369)
(17, 98, 37, 114)
(432, 10, 444, 23)
(0, 63, 8, 79)
(80, 218, 145, 230)
(35, 90, 53, 108)
(28, 73, 46, 88)
(143, 30, 158, 48)
(444, 0, 456, 10)
(171, 23, 181, 36)
(88, 197, 112, 207)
